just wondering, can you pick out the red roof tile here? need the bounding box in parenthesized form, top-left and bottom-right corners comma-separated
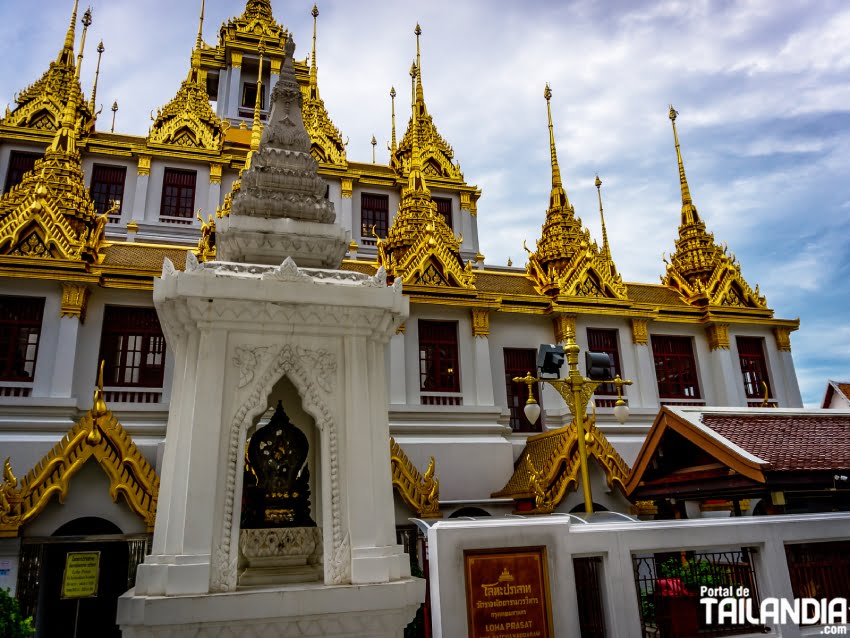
(701, 413, 850, 472)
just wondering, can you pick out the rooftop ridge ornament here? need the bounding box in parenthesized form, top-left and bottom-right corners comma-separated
(545, 83, 570, 212)
(661, 107, 767, 309)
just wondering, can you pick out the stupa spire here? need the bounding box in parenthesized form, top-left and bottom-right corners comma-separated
(90, 41, 104, 114)
(390, 86, 397, 152)
(544, 84, 570, 213)
(74, 7, 92, 82)
(669, 105, 700, 225)
(309, 5, 320, 100)
(414, 24, 426, 116)
(196, 0, 205, 50)
(250, 43, 265, 156)
(596, 175, 612, 264)
(58, 0, 80, 67)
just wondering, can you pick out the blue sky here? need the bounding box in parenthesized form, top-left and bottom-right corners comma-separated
(1, 0, 848, 406)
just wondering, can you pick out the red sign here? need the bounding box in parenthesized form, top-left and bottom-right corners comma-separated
(464, 546, 553, 638)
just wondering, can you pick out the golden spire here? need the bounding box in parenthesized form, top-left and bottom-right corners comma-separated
(90, 40, 104, 114)
(196, 0, 205, 50)
(544, 84, 570, 212)
(406, 85, 429, 197)
(309, 4, 320, 100)
(596, 175, 612, 263)
(414, 23, 426, 115)
(669, 105, 700, 225)
(409, 61, 417, 109)
(48, 6, 89, 154)
(390, 86, 397, 152)
(249, 43, 265, 159)
(58, 0, 80, 67)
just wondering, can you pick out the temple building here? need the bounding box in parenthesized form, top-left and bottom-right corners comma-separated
(0, 1, 805, 634)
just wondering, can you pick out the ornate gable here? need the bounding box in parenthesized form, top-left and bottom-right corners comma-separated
(0, 2, 92, 133)
(0, 371, 160, 537)
(526, 86, 627, 300)
(491, 414, 630, 514)
(147, 55, 226, 153)
(661, 108, 766, 309)
(301, 5, 346, 167)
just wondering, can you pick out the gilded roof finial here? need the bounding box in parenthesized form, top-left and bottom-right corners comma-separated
(406, 77, 428, 196)
(110, 100, 118, 133)
(92, 360, 107, 419)
(309, 4, 320, 100)
(371, 134, 377, 163)
(414, 23, 425, 114)
(544, 83, 570, 212)
(75, 7, 92, 82)
(410, 61, 417, 109)
(390, 86, 397, 153)
(59, 0, 80, 67)
(669, 105, 699, 225)
(249, 42, 265, 159)
(90, 40, 104, 115)
(596, 175, 612, 263)
(196, 0, 205, 50)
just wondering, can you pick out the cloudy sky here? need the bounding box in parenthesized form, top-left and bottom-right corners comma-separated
(1, 0, 848, 406)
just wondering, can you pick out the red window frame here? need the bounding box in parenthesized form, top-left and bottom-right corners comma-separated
(90, 164, 127, 217)
(361, 193, 389, 239)
(419, 320, 460, 393)
(504, 348, 542, 433)
(99, 306, 167, 388)
(737, 336, 771, 399)
(586, 328, 622, 395)
(160, 168, 197, 219)
(0, 296, 45, 382)
(4, 151, 40, 193)
(433, 196, 453, 230)
(651, 335, 701, 399)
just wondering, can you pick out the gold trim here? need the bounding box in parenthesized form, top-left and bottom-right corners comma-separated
(231, 51, 243, 69)
(340, 177, 353, 198)
(773, 326, 792, 352)
(209, 163, 223, 185)
(471, 309, 489, 338)
(631, 318, 649, 345)
(705, 323, 730, 351)
(0, 366, 160, 537)
(553, 314, 576, 344)
(137, 155, 151, 177)
(396, 322, 406, 335)
(60, 282, 90, 321)
(390, 437, 441, 519)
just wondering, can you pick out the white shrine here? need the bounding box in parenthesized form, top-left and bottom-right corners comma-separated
(117, 36, 424, 637)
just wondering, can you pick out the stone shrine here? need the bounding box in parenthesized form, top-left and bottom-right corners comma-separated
(117, 35, 423, 638)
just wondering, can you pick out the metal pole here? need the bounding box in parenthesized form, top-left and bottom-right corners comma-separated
(572, 378, 594, 515)
(73, 599, 81, 638)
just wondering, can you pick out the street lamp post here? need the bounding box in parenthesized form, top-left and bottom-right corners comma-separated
(514, 328, 632, 515)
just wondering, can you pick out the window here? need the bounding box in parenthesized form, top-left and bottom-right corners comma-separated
(434, 196, 452, 230)
(241, 82, 266, 110)
(0, 296, 45, 382)
(737, 336, 771, 399)
(504, 348, 542, 432)
(99, 306, 166, 388)
(90, 164, 126, 218)
(160, 168, 197, 220)
(419, 320, 459, 393)
(206, 72, 220, 101)
(4, 151, 40, 193)
(587, 328, 622, 395)
(361, 193, 389, 240)
(651, 335, 701, 399)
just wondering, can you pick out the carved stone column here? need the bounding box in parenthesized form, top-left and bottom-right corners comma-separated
(630, 318, 657, 408)
(131, 156, 150, 222)
(704, 323, 743, 406)
(51, 284, 89, 398)
(471, 309, 494, 406)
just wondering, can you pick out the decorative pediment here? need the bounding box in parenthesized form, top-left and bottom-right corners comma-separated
(378, 212, 475, 289)
(0, 374, 160, 537)
(390, 437, 441, 519)
(148, 70, 226, 152)
(491, 414, 630, 514)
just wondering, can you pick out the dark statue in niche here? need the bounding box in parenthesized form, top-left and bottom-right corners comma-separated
(242, 400, 316, 529)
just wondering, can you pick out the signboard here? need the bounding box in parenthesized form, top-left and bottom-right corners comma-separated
(61, 551, 100, 599)
(464, 546, 554, 638)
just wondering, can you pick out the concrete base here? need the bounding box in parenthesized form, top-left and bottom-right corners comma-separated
(119, 578, 425, 638)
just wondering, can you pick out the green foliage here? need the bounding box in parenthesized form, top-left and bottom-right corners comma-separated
(658, 556, 736, 592)
(0, 588, 34, 638)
